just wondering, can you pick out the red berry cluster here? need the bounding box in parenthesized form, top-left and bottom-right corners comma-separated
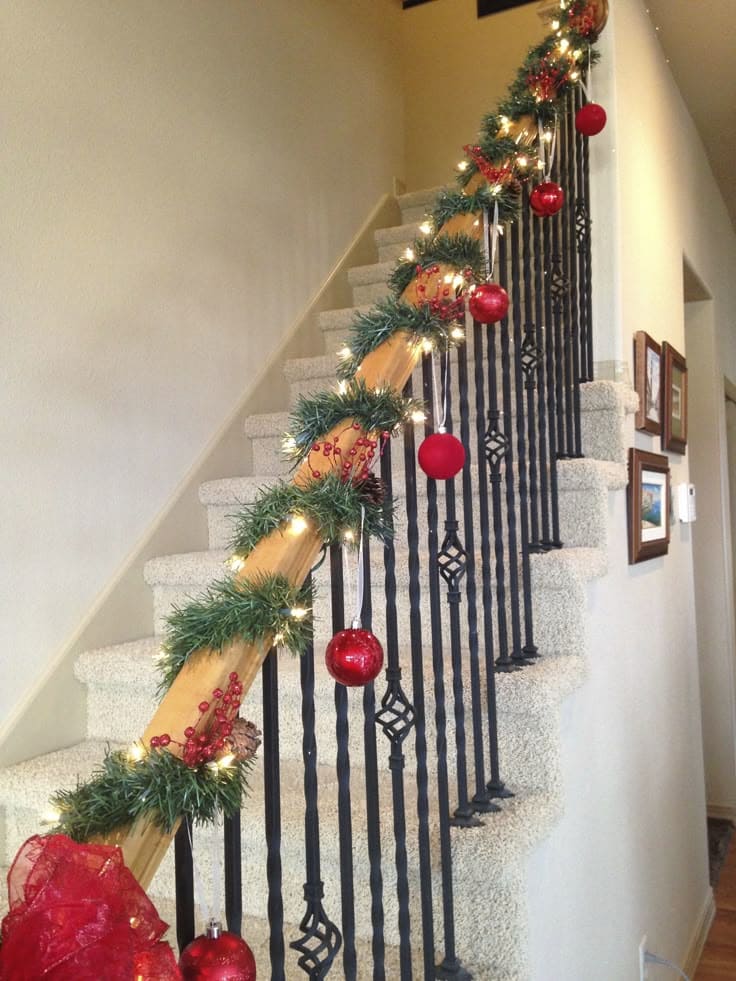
(463, 145, 515, 187)
(308, 423, 391, 483)
(527, 62, 567, 102)
(149, 671, 243, 768)
(567, 1, 597, 37)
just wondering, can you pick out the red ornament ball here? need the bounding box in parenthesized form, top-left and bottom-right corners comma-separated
(468, 282, 509, 324)
(418, 431, 466, 480)
(575, 102, 607, 136)
(179, 923, 256, 981)
(325, 627, 384, 687)
(529, 181, 565, 217)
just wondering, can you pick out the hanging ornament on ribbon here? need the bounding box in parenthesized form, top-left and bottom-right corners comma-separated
(325, 507, 384, 687)
(417, 346, 466, 480)
(575, 50, 607, 136)
(468, 201, 509, 325)
(179, 919, 256, 981)
(530, 116, 564, 217)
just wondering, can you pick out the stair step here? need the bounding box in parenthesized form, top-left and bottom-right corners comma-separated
(375, 221, 423, 261)
(397, 187, 444, 223)
(347, 260, 397, 289)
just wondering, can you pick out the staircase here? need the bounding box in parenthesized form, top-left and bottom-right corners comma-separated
(0, 186, 637, 980)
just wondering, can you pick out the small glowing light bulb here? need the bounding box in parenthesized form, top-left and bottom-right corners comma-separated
(274, 632, 285, 644)
(217, 753, 235, 769)
(418, 221, 433, 235)
(451, 326, 465, 340)
(421, 338, 434, 354)
(228, 555, 245, 572)
(127, 742, 145, 763)
(551, 18, 560, 29)
(543, 131, 553, 143)
(289, 514, 309, 535)
(411, 409, 427, 423)
(282, 436, 297, 453)
(537, 160, 546, 170)
(559, 38, 570, 54)
(338, 346, 352, 359)
(290, 607, 308, 620)
(41, 807, 61, 825)
(573, 48, 582, 60)
(452, 274, 465, 289)
(457, 160, 468, 172)
(570, 70, 580, 80)
(343, 529, 355, 543)
(491, 183, 502, 196)
(403, 247, 415, 261)
(337, 380, 348, 395)
(517, 155, 528, 167)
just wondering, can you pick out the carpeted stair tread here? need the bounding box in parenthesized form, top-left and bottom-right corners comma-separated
(374, 221, 422, 247)
(283, 353, 340, 383)
(144, 550, 229, 587)
(75, 636, 161, 687)
(347, 260, 396, 288)
(243, 411, 291, 439)
(199, 476, 270, 507)
(0, 740, 122, 812)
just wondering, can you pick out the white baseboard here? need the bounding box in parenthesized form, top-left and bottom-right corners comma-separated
(683, 886, 716, 978)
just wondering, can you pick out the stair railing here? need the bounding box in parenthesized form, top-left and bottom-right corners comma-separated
(174, 84, 594, 980)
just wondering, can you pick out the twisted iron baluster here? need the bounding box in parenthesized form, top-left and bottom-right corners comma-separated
(402, 375, 438, 978)
(563, 88, 584, 457)
(174, 817, 195, 953)
(263, 647, 286, 980)
(375, 438, 416, 979)
(290, 621, 343, 978)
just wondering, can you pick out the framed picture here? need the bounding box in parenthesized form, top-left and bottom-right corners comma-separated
(633, 331, 662, 434)
(478, 0, 536, 14)
(627, 448, 670, 564)
(662, 342, 688, 454)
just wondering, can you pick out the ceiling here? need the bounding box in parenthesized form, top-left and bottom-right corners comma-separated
(644, 0, 736, 228)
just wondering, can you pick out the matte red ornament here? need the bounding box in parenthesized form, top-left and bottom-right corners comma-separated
(179, 921, 256, 980)
(575, 102, 607, 136)
(468, 282, 509, 324)
(418, 430, 466, 480)
(325, 625, 384, 687)
(529, 181, 565, 217)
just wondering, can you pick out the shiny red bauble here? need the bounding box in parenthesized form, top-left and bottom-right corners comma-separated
(418, 431, 466, 480)
(468, 282, 509, 324)
(529, 181, 565, 217)
(179, 923, 256, 981)
(575, 102, 607, 136)
(325, 626, 384, 687)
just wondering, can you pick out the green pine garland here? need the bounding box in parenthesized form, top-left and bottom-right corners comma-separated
(388, 233, 484, 297)
(52, 746, 254, 840)
(158, 573, 314, 694)
(336, 296, 463, 382)
(229, 470, 394, 557)
(284, 379, 422, 464)
(431, 183, 521, 231)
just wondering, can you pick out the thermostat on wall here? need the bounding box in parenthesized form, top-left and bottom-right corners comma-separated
(676, 483, 697, 523)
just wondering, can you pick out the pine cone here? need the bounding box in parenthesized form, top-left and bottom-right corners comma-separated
(355, 473, 385, 507)
(227, 719, 262, 762)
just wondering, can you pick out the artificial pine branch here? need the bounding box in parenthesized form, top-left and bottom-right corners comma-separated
(336, 296, 463, 381)
(284, 379, 422, 464)
(52, 747, 255, 839)
(431, 184, 521, 231)
(388, 233, 484, 297)
(229, 471, 394, 556)
(159, 573, 314, 693)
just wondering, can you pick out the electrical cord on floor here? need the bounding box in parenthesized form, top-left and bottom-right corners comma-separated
(644, 951, 691, 980)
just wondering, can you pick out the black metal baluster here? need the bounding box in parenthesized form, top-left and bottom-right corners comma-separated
(375, 439, 416, 979)
(562, 89, 584, 457)
(532, 205, 553, 548)
(436, 354, 478, 827)
(576, 81, 595, 382)
(558, 104, 576, 459)
(263, 647, 286, 980)
(457, 335, 497, 813)
(224, 811, 242, 936)
(549, 145, 569, 462)
(423, 354, 472, 981)
(330, 544, 357, 981)
(472, 322, 509, 805)
(497, 233, 525, 666)
(520, 189, 543, 554)
(509, 219, 538, 660)
(542, 208, 563, 548)
(291, 618, 343, 979)
(175, 817, 196, 953)
(402, 376, 438, 979)
(359, 537, 386, 980)
(485, 319, 514, 671)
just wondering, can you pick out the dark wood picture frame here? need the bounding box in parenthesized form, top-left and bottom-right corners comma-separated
(627, 448, 671, 564)
(661, 342, 688, 454)
(633, 331, 662, 434)
(477, 0, 536, 15)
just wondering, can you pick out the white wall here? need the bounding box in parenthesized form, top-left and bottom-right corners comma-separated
(597, 0, 736, 815)
(0, 0, 404, 725)
(400, 0, 546, 191)
(527, 0, 736, 973)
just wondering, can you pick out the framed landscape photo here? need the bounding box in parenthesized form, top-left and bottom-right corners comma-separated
(633, 331, 662, 434)
(662, 342, 688, 454)
(627, 448, 671, 564)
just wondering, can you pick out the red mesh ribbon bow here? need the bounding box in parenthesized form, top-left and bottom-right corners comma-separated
(0, 835, 181, 980)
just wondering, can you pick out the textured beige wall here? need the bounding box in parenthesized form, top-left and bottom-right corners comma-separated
(0, 0, 404, 729)
(400, 0, 545, 190)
